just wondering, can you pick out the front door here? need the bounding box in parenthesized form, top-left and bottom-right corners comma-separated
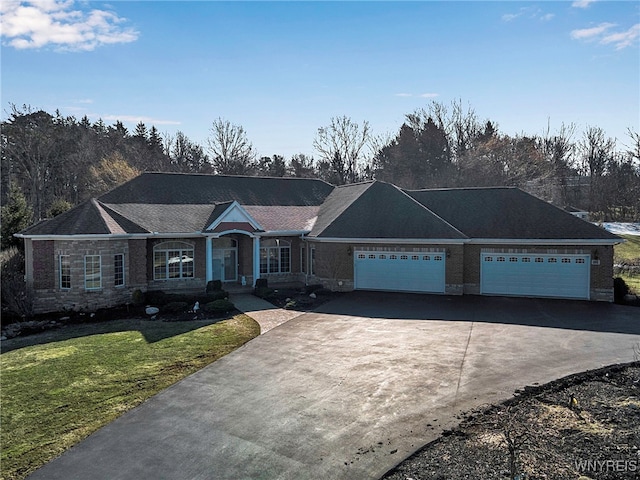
(212, 248, 237, 282)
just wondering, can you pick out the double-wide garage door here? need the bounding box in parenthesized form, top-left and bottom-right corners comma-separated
(354, 251, 445, 293)
(481, 253, 590, 300)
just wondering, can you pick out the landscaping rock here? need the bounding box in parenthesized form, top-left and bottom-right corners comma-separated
(145, 306, 160, 316)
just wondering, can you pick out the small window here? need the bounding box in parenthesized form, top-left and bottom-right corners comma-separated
(561, 258, 571, 263)
(522, 257, 531, 263)
(357, 253, 366, 259)
(400, 255, 408, 260)
(576, 258, 585, 264)
(368, 254, 376, 259)
(114, 254, 125, 287)
(535, 257, 544, 263)
(423, 255, 431, 261)
(485, 256, 493, 262)
(60, 255, 71, 290)
(379, 254, 386, 259)
(434, 255, 443, 261)
(548, 258, 557, 263)
(390, 254, 397, 260)
(85, 255, 102, 290)
(509, 257, 518, 262)
(497, 256, 506, 262)
(411, 255, 419, 260)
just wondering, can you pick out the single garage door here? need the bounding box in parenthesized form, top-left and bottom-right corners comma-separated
(354, 251, 445, 293)
(480, 253, 590, 300)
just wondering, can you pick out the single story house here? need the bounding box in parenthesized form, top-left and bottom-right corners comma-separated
(17, 173, 622, 313)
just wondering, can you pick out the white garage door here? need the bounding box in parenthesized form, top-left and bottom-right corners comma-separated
(480, 253, 590, 300)
(354, 251, 445, 293)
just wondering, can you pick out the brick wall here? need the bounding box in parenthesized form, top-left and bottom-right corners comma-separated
(32, 240, 54, 289)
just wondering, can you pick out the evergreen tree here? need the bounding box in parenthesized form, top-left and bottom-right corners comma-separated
(1, 184, 33, 250)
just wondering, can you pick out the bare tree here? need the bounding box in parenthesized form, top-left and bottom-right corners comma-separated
(579, 126, 616, 214)
(206, 118, 256, 175)
(313, 116, 371, 185)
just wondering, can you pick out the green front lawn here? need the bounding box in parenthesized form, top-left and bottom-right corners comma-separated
(614, 234, 640, 294)
(1, 315, 259, 480)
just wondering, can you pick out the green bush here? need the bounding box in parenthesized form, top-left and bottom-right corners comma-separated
(0, 247, 32, 318)
(131, 289, 145, 306)
(202, 290, 229, 302)
(206, 280, 223, 293)
(255, 278, 269, 289)
(203, 299, 235, 313)
(163, 302, 189, 314)
(614, 277, 630, 303)
(254, 287, 275, 299)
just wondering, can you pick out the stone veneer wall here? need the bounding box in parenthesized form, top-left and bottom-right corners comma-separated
(30, 238, 139, 314)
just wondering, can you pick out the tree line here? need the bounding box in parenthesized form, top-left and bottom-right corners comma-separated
(2, 101, 639, 249)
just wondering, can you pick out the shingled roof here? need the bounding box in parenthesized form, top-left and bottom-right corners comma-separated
(99, 173, 333, 206)
(308, 181, 467, 240)
(406, 187, 619, 240)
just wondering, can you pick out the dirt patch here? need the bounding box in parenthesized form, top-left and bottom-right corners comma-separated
(383, 362, 640, 480)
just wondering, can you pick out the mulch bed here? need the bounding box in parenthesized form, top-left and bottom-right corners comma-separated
(383, 362, 640, 480)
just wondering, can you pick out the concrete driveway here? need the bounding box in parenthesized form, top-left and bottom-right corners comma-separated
(29, 292, 640, 480)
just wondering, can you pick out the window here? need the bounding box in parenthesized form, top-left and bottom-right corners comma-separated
(84, 255, 102, 290)
(114, 254, 125, 287)
(310, 246, 316, 275)
(411, 255, 419, 260)
(357, 253, 366, 259)
(153, 241, 194, 280)
(485, 256, 493, 262)
(60, 255, 70, 289)
(509, 257, 518, 262)
(390, 254, 398, 260)
(260, 239, 291, 274)
(522, 257, 531, 263)
(548, 258, 557, 263)
(423, 255, 431, 261)
(379, 254, 386, 259)
(400, 255, 408, 260)
(561, 258, 571, 263)
(576, 258, 585, 264)
(301, 246, 308, 273)
(368, 254, 376, 259)
(535, 257, 544, 263)
(497, 256, 506, 262)
(434, 255, 443, 261)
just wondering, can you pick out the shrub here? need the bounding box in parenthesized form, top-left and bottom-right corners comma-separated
(254, 287, 275, 299)
(131, 289, 145, 306)
(613, 277, 630, 303)
(202, 290, 229, 302)
(145, 290, 171, 306)
(203, 299, 235, 313)
(206, 280, 223, 293)
(0, 247, 32, 319)
(163, 302, 189, 314)
(255, 278, 269, 289)
(304, 284, 323, 294)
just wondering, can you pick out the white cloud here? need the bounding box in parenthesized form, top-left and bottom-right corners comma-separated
(502, 7, 554, 23)
(572, 0, 597, 8)
(571, 22, 639, 49)
(0, 0, 138, 51)
(571, 22, 615, 40)
(103, 115, 181, 126)
(419, 93, 439, 98)
(501, 12, 521, 22)
(601, 23, 640, 50)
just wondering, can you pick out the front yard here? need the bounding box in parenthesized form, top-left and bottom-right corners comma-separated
(615, 234, 640, 295)
(1, 314, 259, 480)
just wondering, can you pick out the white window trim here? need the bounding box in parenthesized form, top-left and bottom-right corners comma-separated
(84, 255, 102, 290)
(59, 255, 71, 290)
(260, 239, 291, 274)
(114, 253, 125, 287)
(153, 241, 195, 281)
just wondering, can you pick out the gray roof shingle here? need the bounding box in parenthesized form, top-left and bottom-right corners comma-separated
(406, 187, 619, 240)
(309, 181, 467, 239)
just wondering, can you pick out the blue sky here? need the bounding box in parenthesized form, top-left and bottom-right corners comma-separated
(1, 1, 639, 158)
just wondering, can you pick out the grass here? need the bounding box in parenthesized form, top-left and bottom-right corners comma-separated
(0, 314, 260, 480)
(614, 234, 640, 294)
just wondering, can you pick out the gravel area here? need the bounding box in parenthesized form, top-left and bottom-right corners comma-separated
(383, 362, 640, 480)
